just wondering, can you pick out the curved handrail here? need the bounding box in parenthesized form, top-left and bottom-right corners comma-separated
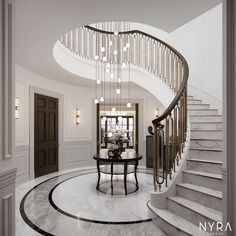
(59, 24, 189, 191)
(85, 25, 189, 126)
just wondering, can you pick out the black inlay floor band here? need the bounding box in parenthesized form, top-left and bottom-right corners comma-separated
(19, 169, 152, 235)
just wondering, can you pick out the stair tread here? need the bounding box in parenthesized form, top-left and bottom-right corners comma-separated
(183, 170, 222, 179)
(191, 129, 222, 132)
(148, 204, 206, 236)
(190, 147, 222, 152)
(168, 196, 222, 222)
(188, 99, 202, 101)
(188, 108, 217, 110)
(188, 159, 223, 164)
(189, 114, 222, 117)
(188, 100, 210, 106)
(191, 121, 222, 124)
(191, 138, 222, 141)
(177, 182, 223, 199)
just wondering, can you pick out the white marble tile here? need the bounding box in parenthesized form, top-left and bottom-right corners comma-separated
(52, 173, 153, 222)
(190, 139, 223, 150)
(189, 115, 222, 122)
(182, 170, 222, 191)
(176, 183, 222, 212)
(189, 149, 222, 161)
(167, 196, 222, 228)
(190, 122, 222, 130)
(16, 168, 167, 236)
(187, 104, 209, 109)
(188, 109, 218, 115)
(190, 130, 222, 139)
(187, 159, 222, 174)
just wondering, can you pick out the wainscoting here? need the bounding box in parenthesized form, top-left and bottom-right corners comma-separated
(0, 168, 16, 236)
(15, 145, 29, 185)
(63, 140, 93, 170)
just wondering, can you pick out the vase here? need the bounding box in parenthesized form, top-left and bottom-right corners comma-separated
(108, 149, 121, 158)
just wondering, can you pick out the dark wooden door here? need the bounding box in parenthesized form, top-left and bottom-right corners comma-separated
(34, 93, 58, 178)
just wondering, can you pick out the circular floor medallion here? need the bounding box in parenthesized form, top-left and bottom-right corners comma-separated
(49, 173, 154, 224)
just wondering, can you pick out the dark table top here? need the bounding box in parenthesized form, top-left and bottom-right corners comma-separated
(93, 152, 142, 163)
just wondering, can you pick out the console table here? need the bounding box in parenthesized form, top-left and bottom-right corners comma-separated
(93, 152, 142, 195)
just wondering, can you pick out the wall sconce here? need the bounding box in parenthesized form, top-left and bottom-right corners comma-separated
(76, 109, 80, 124)
(155, 108, 159, 118)
(15, 97, 19, 119)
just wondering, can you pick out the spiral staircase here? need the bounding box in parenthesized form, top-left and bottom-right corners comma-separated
(58, 23, 223, 235)
(148, 95, 223, 236)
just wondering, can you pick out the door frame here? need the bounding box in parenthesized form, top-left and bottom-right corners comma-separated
(29, 86, 64, 179)
(96, 98, 144, 166)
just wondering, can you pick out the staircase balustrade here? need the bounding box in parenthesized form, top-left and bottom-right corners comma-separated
(59, 24, 189, 191)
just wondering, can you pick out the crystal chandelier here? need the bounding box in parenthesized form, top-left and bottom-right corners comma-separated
(93, 22, 132, 113)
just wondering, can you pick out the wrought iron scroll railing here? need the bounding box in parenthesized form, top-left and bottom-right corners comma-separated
(59, 24, 189, 191)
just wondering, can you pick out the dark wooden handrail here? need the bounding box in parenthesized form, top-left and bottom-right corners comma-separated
(85, 25, 189, 126)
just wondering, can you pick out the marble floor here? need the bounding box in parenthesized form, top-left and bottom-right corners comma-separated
(16, 167, 167, 236)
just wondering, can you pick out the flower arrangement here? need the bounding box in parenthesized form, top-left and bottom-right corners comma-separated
(109, 130, 126, 142)
(107, 130, 127, 158)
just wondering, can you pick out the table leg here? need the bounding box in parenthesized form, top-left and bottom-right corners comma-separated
(96, 161, 100, 190)
(111, 163, 114, 195)
(134, 161, 139, 190)
(124, 162, 128, 195)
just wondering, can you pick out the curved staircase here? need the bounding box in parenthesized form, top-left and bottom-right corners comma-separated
(148, 95, 223, 236)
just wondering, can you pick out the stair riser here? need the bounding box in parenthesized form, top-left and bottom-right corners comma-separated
(188, 104, 210, 109)
(152, 215, 190, 236)
(187, 160, 222, 174)
(188, 110, 218, 115)
(191, 123, 222, 131)
(190, 116, 222, 122)
(167, 199, 216, 231)
(189, 150, 222, 161)
(187, 96, 194, 99)
(183, 172, 222, 191)
(176, 186, 222, 212)
(190, 140, 223, 150)
(191, 131, 222, 140)
(187, 100, 202, 105)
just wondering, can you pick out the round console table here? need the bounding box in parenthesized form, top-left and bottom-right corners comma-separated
(93, 152, 142, 195)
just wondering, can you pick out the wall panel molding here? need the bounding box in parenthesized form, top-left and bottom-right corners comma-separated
(224, 0, 236, 234)
(15, 145, 29, 185)
(2, 194, 13, 236)
(0, 168, 16, 190)
(0, 168, 16, 236)
(2, 0, 15, 160)
(64, 140, 92, 169)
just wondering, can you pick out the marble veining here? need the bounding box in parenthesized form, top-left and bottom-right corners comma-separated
(51, 173, 154, 222)
(16, 168, 167, 236)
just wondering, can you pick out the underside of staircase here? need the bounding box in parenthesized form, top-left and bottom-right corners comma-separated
(148, 95, 223, 236)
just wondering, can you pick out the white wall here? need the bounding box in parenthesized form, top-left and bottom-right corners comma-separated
(14, 5, 223, 184)
(15, 64, 164, 184)
(168, 4, 222, 113)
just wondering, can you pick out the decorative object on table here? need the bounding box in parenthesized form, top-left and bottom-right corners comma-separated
(107, 130, 127, 158)
(108, 143, 120, 158)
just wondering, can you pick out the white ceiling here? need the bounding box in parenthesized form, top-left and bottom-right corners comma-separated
(15, 0, 221, 87)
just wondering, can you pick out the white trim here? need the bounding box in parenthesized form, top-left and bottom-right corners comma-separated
(29, 86, 64, 180)
(223, 0, 236, 234)
(0, 168, 16, 189)
(2, 0, 15, 160)
(2, 194, 13, 236)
